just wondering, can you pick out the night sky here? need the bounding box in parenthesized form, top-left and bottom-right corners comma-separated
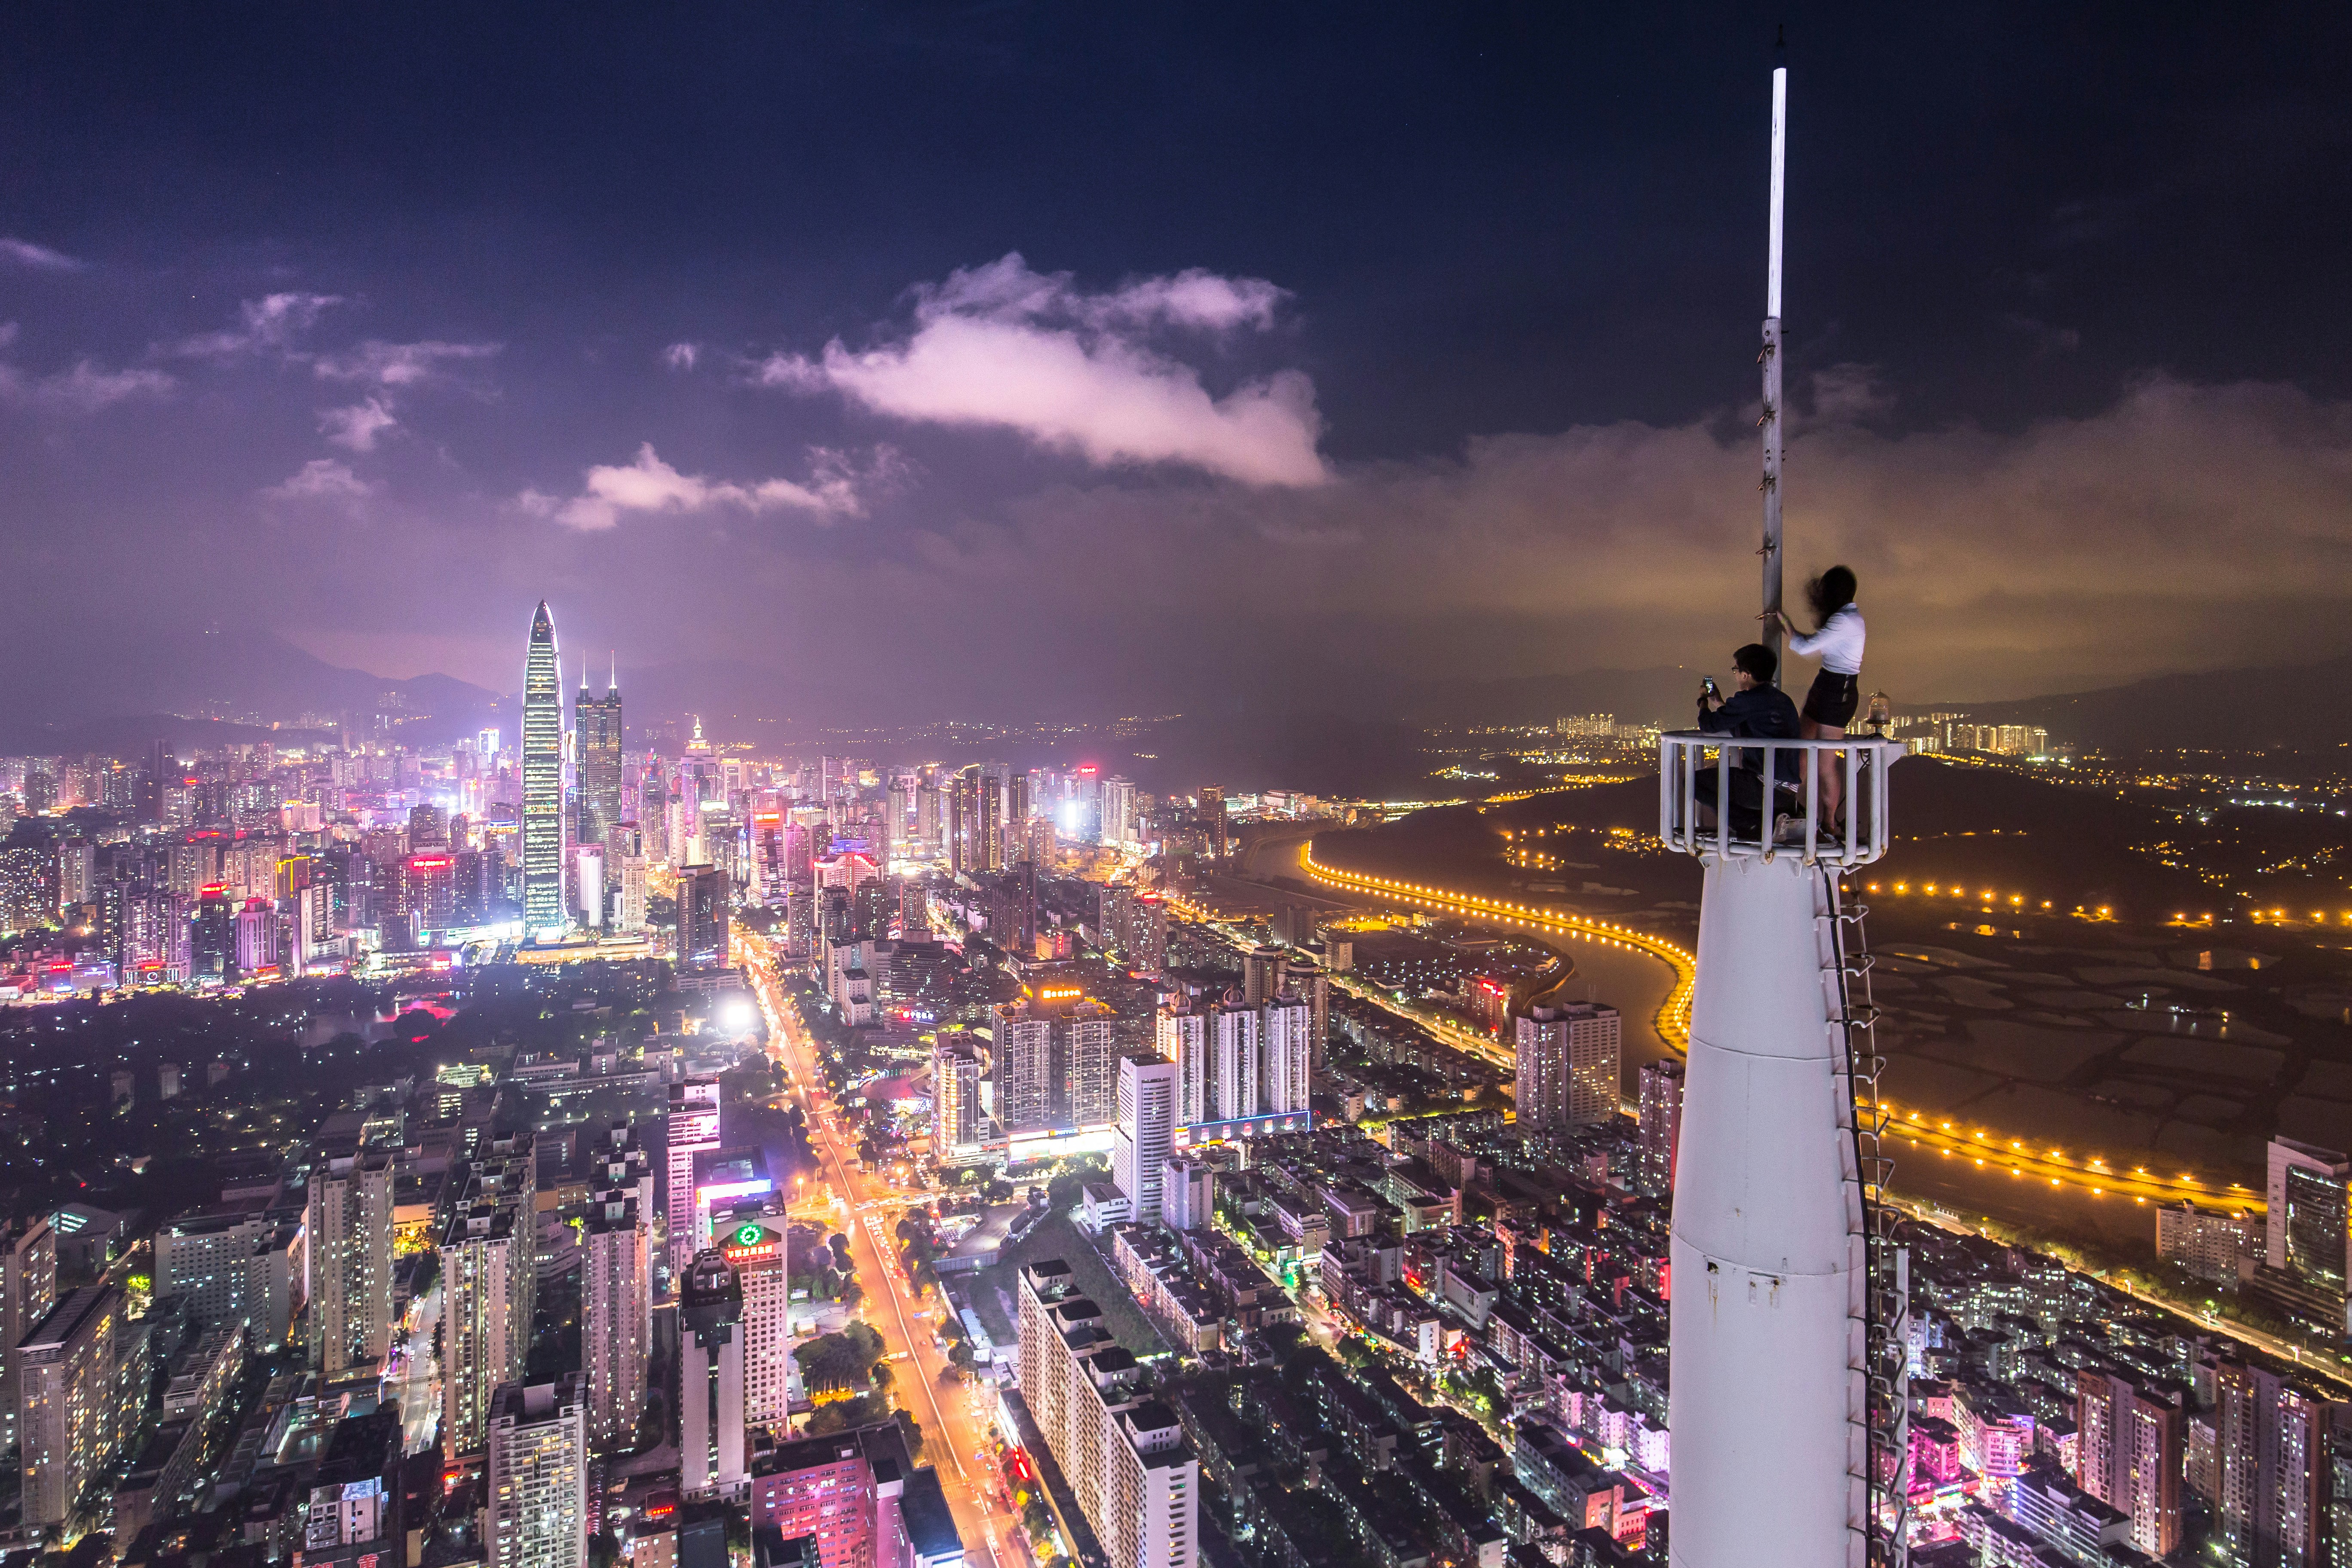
(4, 5, 2350, 715)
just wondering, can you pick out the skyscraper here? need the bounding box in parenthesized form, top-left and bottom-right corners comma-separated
(521, 601, 567, 936)
(576, 656, 623, 852)
(487, 1376, 589, 1568)
(1158, 1003, 1209, 1127)
(667, 1079, 723, 1271)
(1, 1217, 56, 1454)
(2074, 1369, 2182, 1559)
(309, 1148, 395, 1376)
(582, 1191, 649, 1450)
(1210, 998, 1258, 1123)
(443, 1194, 533, 1458)
(1259, 992, 1313, 1115)
(1638, 1059, 1686, 1196)
(932, 1037, 984, 1160)
(717, 1214, 790, 1434)
(1513, 999, 1621, 1131)
(677, 863, 730, 967)
(2263, 1136, 2349, 1330)
(1113, 1055, 1178, 1221)
(18, 1285, 120, 1537)
(681, 1250, 748, 1499)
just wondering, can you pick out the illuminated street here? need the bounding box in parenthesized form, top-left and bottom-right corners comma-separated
(739, 936, 1013, 1568)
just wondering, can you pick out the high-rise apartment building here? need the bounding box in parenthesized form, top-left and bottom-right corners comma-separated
(1160, 1155, 1215, 1233)
(2155, 1201, 2261, 1283)
(155, 1209, 298, 1349)
(667, 1079, 723, 1271)
(932, 1037, 984, 1160)
(2074, 1369, 2183, 1559)
(1259, 993, 1312, 1115)
(1019, 1261, 1196, 1568)
(582, 1191, 649, 1450)
(1113, 1056, 1179, 1222)
(717, 1215, 790, 1434)
(1, 1217, 56, 1452)
(1637, 1059, 1686, 1195)
(1242, 946, 1283, 1007)
(576, 659, 623, 851)
(1514, 1000, 1621, 1130)
(991, 993, 1119, 1135)
(18, 1284, 121, 1535)
(1199, 786, 1227, 861)
(308, 1147, 395, 1375)
(520, 600, 567, 937)
(678, 863, 730, 966)
(1158, 1004, 1209, 1127)
(1210, 1001, 1258, 1123)
(750, 1419, 962, 1568)
(1101, 776, 1136, 848)
(487, 1375, 589, 1568)
(443, 1195, 533, 1457)
(682, 1250, 748, 1499)
(2214, 1356, 2332, 1567)
(1107, 1401, 1198, 1568)
(1277, 954, 1328, 1065)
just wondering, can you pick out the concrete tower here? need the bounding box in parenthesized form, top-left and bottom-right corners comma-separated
(521, 601, 567, 937)
(1663, 60, 1910, 1568)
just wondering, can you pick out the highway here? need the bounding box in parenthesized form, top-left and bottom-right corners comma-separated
(739, 938, 1017, 1568)
(1287, 845, 2264, 1218)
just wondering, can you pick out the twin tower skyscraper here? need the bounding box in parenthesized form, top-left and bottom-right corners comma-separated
(521, 600, 623, 938)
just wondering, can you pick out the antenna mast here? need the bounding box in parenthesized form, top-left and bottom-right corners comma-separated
(1761, 62, 1788, 685)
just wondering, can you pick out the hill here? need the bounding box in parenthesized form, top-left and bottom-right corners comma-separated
(1952, 652, 2352, 753)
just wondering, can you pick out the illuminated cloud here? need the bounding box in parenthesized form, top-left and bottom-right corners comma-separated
(759, 253, 1328, 488)
(319, 397, 399, 451)
(524, 441, 874, 531)
(0, 238, 82, 272)
(664, 342, 700, 371)
(0, 358, 174, 412)
(311, 338, 499, 387)
(169, 292, 344, 358)
(263, 458, 377, 501)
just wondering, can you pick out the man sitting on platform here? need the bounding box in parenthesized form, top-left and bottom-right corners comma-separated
(1694, 642, 1803, 839)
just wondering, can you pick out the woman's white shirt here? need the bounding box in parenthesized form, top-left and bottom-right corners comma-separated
(1788, 603, 1865, 675)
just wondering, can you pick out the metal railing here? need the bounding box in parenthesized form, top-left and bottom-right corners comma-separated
(1659, 733, 1905, 866)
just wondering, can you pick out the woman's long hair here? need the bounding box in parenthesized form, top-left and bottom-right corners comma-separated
(1806, 565, 1856, 629)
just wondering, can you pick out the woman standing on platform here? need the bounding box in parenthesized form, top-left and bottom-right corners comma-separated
(1765, 565, 1865, 824)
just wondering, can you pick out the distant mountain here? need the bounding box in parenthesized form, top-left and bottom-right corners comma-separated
(0, 628, 502, 750)
(1951, 653, 2352, 752)
(1372, 665, 1706, 727)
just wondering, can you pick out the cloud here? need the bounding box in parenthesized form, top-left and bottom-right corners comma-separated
(0, 359, 175, 412)
(527, 442, 878, 530)
(311, 339, 500, 387)
(263, 458, 377, 501)
(319, 398, 399, 451)
(0, 238, 82, 272)
(782, 372, 2352, 705)
(1808, 363, 1897, 423)
(759, 252, 1327, 487)
(170, 293, 343, 358)
(664, 342, 700, 371)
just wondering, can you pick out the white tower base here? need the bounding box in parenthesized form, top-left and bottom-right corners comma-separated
(1668, 851, 1862, 1568)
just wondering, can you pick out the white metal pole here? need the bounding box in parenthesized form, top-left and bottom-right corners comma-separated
(1768, 67, 1786, 318)
(1760, 66, 1788, 683)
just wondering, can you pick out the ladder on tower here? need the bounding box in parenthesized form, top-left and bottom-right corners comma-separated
(1821, 868, 1911, 1568)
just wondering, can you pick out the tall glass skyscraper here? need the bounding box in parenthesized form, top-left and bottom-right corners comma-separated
(522, 601, 567, 937)
(577, 655, 624, 854)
